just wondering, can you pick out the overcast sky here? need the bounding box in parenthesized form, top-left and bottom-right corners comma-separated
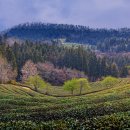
(0, 0, 130, 31)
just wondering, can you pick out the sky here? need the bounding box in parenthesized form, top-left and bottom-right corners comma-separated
(0, 0, 130, 31)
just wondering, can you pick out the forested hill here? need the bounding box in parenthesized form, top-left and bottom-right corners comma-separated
(4, 23, 130, 45)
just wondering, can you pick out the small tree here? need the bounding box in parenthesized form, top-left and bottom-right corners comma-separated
(63, 79, 78, 95)
(102, 76, 119, 88)
(26, 75, 47, 91)
(77, 78, 90, 95)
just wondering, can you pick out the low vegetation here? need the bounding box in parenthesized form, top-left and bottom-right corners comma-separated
(0, 77, 130, 129)
(0, 35, 129, 129)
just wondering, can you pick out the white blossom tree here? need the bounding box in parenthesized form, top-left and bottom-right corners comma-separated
(22, 60, 38, 82)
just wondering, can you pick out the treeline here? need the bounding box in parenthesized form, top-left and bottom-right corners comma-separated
(5, 23, 130, 45)
(22, 60, 86, 85)
(0, 41, 129, 85)
(97, 37, 130, 52)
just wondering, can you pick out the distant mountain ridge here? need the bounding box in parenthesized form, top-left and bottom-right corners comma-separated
(1, 22, 130, 52)
(3, 22, 130, 45)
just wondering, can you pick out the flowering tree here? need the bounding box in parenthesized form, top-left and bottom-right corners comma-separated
(37, 62, 86, 85)
(22, 60, 38, 82)
(0, 56, 16, 83)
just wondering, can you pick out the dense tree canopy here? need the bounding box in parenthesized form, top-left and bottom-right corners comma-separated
(0, 40, 129, 84)
(4, 23, 130, 53)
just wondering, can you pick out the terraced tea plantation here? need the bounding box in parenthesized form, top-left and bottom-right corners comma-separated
(1, 78, 130, 129)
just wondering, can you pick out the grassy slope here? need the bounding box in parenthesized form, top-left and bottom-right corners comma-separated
(0, 78, 130, 129)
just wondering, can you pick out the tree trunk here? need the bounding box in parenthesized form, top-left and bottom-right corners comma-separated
(45, 86, 48, 95)
(80, 82, 83, 95)
(80, 86, 82, 95)
(34, 86, 38, 92)
(71, 90, 73, 95)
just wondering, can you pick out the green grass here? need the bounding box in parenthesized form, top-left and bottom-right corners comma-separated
(0, 78, 130, 129)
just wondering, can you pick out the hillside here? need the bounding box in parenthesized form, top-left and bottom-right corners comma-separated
(2, 23, 130, 52)
(1, 78, 130, 129)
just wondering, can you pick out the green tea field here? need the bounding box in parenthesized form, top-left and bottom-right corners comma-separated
(0, 78, 130, 129)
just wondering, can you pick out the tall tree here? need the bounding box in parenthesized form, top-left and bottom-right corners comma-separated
(22, 60, 38, 82)
(0, 56, 16, 83)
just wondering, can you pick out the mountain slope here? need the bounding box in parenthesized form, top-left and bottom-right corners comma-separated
(4, 23, 130, 45)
